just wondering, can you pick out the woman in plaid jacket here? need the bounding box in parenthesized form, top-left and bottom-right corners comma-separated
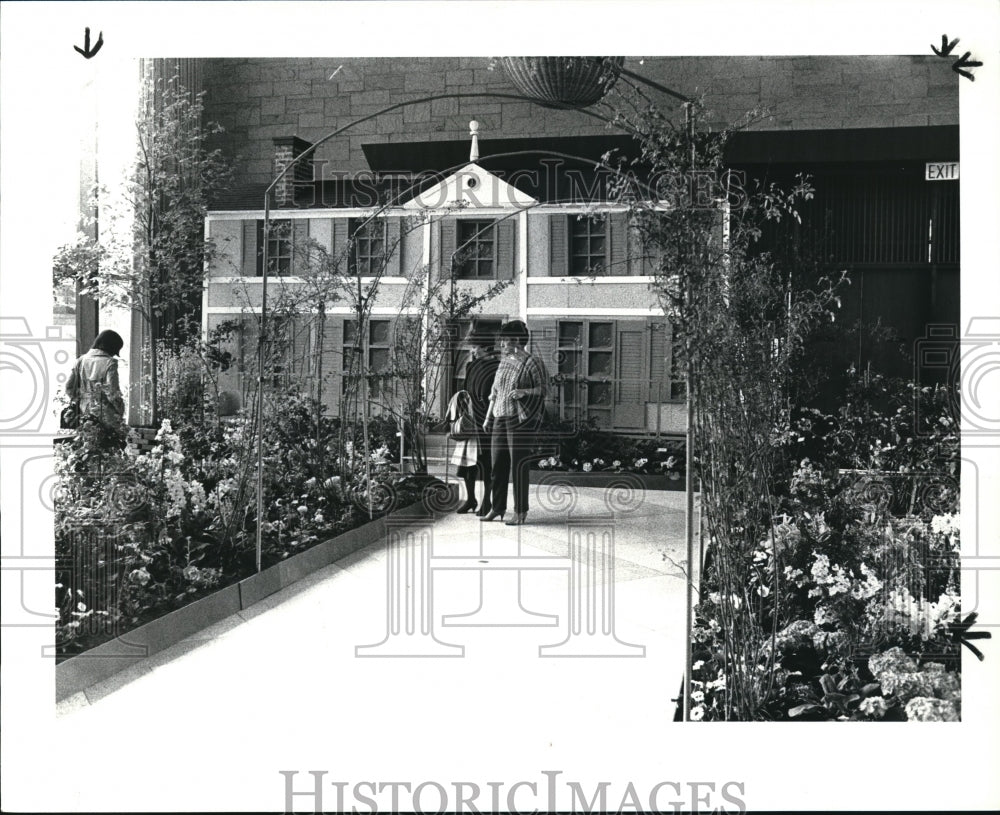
(481, 320, 547, 526)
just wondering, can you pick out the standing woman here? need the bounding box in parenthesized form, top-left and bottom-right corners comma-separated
(66, 329, 126, 447)
(460, 326, 500, 516)
(481, 320, 547, 526)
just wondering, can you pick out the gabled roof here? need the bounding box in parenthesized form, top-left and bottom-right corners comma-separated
(401, 162, 537, 209)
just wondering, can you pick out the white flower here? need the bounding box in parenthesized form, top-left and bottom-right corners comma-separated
(689, 705, 705, 721)
(313, 512, 325, 524)
(692, 660, 705, 671)
(691, 690, 705, 703)
(582, 462, 593, 472)
(297, 505, 308, 516)
(858, 696, 888, 719)
(612, 460, 621, 468)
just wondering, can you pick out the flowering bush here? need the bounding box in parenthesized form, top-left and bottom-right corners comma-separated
(690, 449, 963, 721)
(55, 388, 437, 659)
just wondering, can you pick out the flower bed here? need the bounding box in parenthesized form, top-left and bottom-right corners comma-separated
(531, 468, 687, 491)
(54, 494, 451, 702)
(533, 419, 686, 481)
(53, 394, 444, 663)
(688, 376, 966, 722)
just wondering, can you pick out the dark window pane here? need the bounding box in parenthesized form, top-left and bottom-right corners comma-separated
(589, 351, 613, 376)
(589, 323, 613, 348)
(370, 321, 390, 345)
(559, 322, 582, 343)
(558, 350, 580, 375)
(588, 382, 612, 406)
(370, 348, 389, 372)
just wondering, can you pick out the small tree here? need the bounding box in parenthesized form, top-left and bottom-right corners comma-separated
(53, 69, 232, 425)
(605, 92, 847, 719)
(384, 230, 511, 473)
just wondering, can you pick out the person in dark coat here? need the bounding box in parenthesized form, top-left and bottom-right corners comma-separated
(457, 326, 500, 515)
(481, 320, 547, 526)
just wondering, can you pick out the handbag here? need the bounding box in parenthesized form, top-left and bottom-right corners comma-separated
(60, 360, 82, 429)
(449, 392, 476, 441)
(60, 402, 81, 430)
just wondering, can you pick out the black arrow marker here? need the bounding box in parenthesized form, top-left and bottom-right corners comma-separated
(931, 34, 959, 57)
(952, 51, 983, 81)
(74, 27, 104, 59)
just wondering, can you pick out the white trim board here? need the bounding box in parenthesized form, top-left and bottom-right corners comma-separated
(205, 306, 423, 316)
(527, 276, 655, 285)
(525, 307, 665, 317)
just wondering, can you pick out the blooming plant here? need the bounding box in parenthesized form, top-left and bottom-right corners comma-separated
(54, 387, 441, 659)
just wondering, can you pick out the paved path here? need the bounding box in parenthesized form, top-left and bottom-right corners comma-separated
(48, 484, 699, 812)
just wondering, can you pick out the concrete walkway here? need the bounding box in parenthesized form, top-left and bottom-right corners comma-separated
(50, 484, 698, 812)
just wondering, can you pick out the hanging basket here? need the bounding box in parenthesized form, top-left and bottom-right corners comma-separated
(498, 57, 625, 110)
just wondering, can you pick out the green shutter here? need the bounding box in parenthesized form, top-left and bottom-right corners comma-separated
(242, 220, 259, 276)
(290, 315, 311, 380)
(333, 218, 350, 272)
(648, 321, 669, 404)
(322, 316, 342, 416)
(549, 215, 568, 276)
(529, 317, 558, 404)
(386, 217, 403, 275)
(292, 220, 309, 276)
(496, 219, 515, 279)
(613, 320, 648, 429)
(440, 220, 457, 280)
(641, 232, 655, 276)
(608, 212, 628, 276)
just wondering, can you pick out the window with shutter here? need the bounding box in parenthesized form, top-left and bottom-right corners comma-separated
(342, 317, 395, 412)
(248, 218, 309, 276)
(555, 319, 614, 428)
(569, 215, 608, 276)
(266, 220, 293, 276)
(455, 220, 496, 279)
(348, 218, 387, 277)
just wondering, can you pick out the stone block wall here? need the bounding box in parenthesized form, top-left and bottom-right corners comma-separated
(201, 56, 958, 185)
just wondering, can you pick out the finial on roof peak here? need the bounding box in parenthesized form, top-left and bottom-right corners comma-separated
(469, 119, 480, 162)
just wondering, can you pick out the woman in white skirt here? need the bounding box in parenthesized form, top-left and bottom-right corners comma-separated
(446, 390, 480, 512)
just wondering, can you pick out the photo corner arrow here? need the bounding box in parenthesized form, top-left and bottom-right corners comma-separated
(73, 27, 104, 59)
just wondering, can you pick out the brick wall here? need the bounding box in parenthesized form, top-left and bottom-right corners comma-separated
(202, 56, 958, 185)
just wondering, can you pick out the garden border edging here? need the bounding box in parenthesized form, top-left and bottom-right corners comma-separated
(55, 490, 455, 703)
(530, 469, 694, 491)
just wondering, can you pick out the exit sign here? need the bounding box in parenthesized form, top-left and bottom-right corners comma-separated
(926, 162, 959, 181)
